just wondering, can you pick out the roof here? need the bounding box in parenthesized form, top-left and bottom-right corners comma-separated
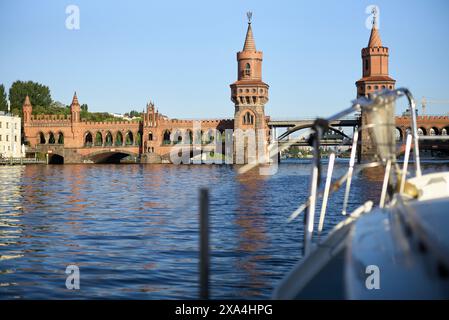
(356, 75, 396, 83)
(243, 22, 256, 51)
(368, 25, 382, 48)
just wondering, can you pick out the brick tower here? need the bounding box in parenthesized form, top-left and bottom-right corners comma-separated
(70, 92, 81, 123)
(356, 15, 396, 160)
(230, 12, 269, 164)
(22, 95, 32, 123)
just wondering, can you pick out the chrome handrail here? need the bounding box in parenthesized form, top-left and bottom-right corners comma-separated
(296, 88, 422, 255)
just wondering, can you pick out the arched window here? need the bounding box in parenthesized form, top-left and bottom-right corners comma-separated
(105, 132, 113, 146)
(163, 130, 171, 144)
(95, 132, 103, 146)
(39, 132, 46, 144)
(185, 130, 193, 144)
(242, 111, 254, 125)
(148, 132, 153, 141)
(57, 132, 64, 144)
(365, 60, 369, 71)
(84, 132, 93, 146)
(48, 132, 55, 144)
(125, 131, 134, 145)
(115, 132, 123, 146)
(244, 63, 251, 76)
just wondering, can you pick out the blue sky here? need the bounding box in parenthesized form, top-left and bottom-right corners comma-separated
(1, 0, 448, 118)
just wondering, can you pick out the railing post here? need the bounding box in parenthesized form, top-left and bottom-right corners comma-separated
(199, 188, 209, 300)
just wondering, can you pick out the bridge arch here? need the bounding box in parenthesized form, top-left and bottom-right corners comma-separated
(84, 131, 93, 146)
(95, 131, 103, 146)
(85, 149, 139, 164)
(430, 127, 439, 136)
(277, 124, 351, 141)
(418, 127, 427, 136)
(115, 131, 123, 146)
(125, 131, 134, 145)
(442, 127, 449, 136)
(48, 153, 64, 164)
(105, 131, 113, 146)
(395, 127, 403, 142)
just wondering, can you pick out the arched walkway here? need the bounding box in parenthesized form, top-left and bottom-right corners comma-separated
(115, 132, 123, 146)
(95, 132, 103, 146)
(105, 131, 113, 146)
(84, 132, 93, 146)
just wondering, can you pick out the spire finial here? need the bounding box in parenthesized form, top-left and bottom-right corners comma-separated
(371, 6, 378, 28)
(247, 11, 252, 24)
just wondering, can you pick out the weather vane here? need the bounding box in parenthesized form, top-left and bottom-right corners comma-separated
(247, 11, 252, 24)
(371, 6, 378, 27)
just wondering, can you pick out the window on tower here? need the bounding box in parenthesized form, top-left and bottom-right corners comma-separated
(365, 60, 369, 71)
(244, 63, 251, 76)
(242, 111, 254, 125)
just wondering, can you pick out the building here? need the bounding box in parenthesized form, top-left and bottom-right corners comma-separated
(0, 110, 22, 158)
(230, 12, 270, 163)
(22, 15, 270, 164)
(356, 17, 396, 160)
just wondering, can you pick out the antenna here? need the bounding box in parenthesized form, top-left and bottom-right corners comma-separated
(247, 11, 252, 24)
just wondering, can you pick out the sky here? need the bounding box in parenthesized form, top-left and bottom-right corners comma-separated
(1, 0, 448, 119)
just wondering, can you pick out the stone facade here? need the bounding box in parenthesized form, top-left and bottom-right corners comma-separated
(0, 112, 22, 158)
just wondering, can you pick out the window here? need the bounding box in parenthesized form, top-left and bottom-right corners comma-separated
(244, 63, 251, 76)
(15, 123, 17, 129)
(14, 135, 17, 142)
(6, 135, 9, 142)
(374, 85, 379, 90)
(148, 132, 153, 141)
(365, 60, 369, 71)
(0, 122, 2, 128)
(0, 135, 2, 141)
(6, 122, 9, 129)
(242, 111, 254, 125)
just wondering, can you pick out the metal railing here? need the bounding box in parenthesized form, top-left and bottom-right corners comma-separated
(286, 88, 424, 256)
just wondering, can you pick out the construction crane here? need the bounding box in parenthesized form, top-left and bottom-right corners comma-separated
(421, 97, 449, 115)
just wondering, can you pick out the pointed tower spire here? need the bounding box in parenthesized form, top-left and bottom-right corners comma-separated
(23, 95, 31, 107)
(71, 91, 80, 106)
(243, 12, 256, 51)
(23, 95, 33, 123)
(368, 8, 382, 47)
(70, 91, 81, 123)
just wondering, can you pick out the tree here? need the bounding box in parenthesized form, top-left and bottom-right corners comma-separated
(0, 84, 7, 112)
(81, 104, 88, 112)
(9, 80, 52, 115)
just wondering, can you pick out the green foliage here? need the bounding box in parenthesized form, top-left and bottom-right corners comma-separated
(81, 104, 88, 112)
(9, 81, 52, 115)
(0, 84, 7, 112)
(80, 110, 118, 122)
(124, 110, 141, 118)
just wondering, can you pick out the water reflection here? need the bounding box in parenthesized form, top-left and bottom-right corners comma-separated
(0, 161, 446, 299)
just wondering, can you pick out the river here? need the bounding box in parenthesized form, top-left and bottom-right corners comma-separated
(0, 160, 447, 299)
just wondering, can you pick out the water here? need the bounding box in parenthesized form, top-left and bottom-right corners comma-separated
(0, 160, 447, 299)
